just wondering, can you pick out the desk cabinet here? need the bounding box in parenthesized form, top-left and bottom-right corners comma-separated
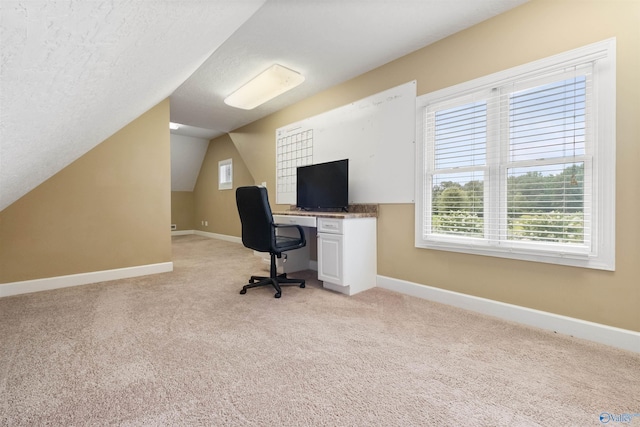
(317, 232, 343, 284)
(317, 217, 376, 296)
(273, 213, 377, 296)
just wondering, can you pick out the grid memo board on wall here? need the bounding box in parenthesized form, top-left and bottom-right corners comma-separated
(276, 129, 313, 204)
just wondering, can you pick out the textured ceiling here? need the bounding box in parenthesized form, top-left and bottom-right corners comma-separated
(170, 0, 529, 137)
(0, 0, 528, 210)
(0, 0, 265, 210)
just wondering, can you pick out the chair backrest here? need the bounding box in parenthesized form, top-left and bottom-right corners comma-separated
(236, 186, 275, 253)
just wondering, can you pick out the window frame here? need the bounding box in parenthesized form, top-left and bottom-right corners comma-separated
(415, 38, 616, 270)
(218, 158, 233, 190)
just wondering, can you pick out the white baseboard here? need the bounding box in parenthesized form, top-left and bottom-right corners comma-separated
(0, 262, 174, 298)
(171, 229, 242, 244)
(193, 230, 242, 244)
(376, 275, 640, 354)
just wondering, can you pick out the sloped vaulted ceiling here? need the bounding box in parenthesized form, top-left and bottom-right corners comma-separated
(1, 0, 529, 211)
(0, 0, 265, 211)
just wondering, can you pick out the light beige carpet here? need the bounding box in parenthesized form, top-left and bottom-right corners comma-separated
(1, 234, 638, 426)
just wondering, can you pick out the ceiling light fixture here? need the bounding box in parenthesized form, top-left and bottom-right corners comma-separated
(224, 64, 305, 110)
(169, 122, 181, 130)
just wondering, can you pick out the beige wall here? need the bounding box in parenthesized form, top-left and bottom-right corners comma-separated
(0, 99, 172, 283)
(223, 0, 639, 331)
(171, 191, 195, 230)
(193, 133, 254, 236)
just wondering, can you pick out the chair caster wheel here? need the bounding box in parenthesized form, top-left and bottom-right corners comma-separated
(274, 292, 281, 298)
(300, 283, 305, 288)
(240, 289, 247, 295)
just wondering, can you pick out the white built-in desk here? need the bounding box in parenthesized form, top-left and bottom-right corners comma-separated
(272, 209, 377, 296)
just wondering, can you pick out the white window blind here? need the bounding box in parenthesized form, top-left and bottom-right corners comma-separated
(416, 39, 615, 270)
(506, 72, 591, 248)
(428, 96, 488, 239)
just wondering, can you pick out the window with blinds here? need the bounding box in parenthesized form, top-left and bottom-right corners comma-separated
(430, 100, 487, 239)
(415, 39, 616, 270)
(506, 74, 589, 246)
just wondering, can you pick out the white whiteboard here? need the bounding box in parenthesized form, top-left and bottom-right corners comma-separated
(276, 81, 416, 205)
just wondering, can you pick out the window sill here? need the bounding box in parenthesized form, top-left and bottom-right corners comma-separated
(416, 238, 614, 271)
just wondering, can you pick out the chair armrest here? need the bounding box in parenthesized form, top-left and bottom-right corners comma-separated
(273, 223, 306, 246)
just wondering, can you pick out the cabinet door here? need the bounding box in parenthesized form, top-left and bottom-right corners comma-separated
(317, 233, 343, 285)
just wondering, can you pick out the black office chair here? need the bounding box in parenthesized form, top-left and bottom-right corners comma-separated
(236, 186, 306, 298)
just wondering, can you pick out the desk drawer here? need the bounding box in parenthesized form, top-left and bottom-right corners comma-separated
(318, 218, 343, 234)
(273, 215, 317, 228)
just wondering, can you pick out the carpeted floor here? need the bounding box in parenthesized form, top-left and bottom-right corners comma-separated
(1, 234, 639, 426)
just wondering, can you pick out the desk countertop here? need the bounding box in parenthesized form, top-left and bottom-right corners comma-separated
(273, 209, 377, 219)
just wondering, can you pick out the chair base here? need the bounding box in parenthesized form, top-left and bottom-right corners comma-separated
(240, 252, 306, 298)
(240, 272, 305, 298)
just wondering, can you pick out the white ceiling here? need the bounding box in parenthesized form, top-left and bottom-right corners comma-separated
(170, 0, 528, 138)
(0, 0, 265, 210)
(170, 134, 209, 192)
(0, 0, 528, 210)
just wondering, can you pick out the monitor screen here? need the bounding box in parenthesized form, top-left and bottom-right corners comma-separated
(296, 159, 349, 211)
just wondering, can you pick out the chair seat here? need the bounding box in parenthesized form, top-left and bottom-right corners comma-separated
(275, 235, 305, 252)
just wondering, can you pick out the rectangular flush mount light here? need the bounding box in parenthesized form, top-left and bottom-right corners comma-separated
(224, 64, 304, 110)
